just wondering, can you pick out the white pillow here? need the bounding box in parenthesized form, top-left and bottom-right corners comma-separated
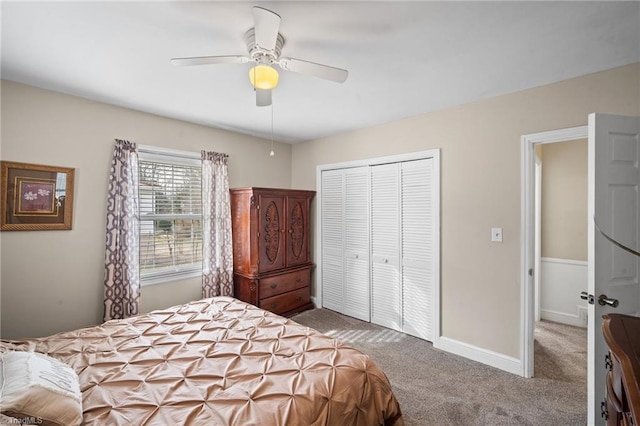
(0, 351, 82, 426)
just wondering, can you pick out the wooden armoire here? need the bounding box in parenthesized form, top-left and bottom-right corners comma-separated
(230, 187, 315, 316)
(602, 314, 640, 426)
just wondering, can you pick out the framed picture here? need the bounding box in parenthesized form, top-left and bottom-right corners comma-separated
(1, 161, 75, 231)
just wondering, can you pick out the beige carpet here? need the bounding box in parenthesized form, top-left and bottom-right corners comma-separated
(291, 308, 587, 426)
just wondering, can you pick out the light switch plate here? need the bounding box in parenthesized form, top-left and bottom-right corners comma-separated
(491, 227, 503, 242)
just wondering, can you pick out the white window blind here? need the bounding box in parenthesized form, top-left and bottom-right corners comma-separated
(138, 147, 202, 284)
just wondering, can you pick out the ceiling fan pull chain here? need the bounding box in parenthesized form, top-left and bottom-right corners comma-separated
(270, 102, 275, 157)
(252, 66, 256, 91)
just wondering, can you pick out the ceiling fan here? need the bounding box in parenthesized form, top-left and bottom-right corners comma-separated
(171, 6, 349, 107)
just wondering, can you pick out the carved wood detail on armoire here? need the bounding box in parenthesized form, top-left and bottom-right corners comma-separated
(230, 187, 315, 316)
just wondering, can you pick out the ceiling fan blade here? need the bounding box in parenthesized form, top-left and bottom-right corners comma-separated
(170, 55, 249, 66)
(279, 58, 348, 83)
(256, 89, 272, 107)
(252, 6, 281, 51)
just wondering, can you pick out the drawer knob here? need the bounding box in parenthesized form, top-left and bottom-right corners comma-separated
(296, 296, 303, 302)
(270, 283, 277, 289)
(295, 278, 301, 283)
(271, 303, 278, 310)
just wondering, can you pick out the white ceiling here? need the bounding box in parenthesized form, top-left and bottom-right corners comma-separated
(2, 1, 639, 144)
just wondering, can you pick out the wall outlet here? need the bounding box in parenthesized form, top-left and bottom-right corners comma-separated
(491, 227, 503, 242)
(578, 306, 588, 327)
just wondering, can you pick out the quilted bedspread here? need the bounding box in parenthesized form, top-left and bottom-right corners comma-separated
(2, 297, 403, 425)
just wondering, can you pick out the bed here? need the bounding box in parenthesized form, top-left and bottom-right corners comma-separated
(0, 297, 403, 425)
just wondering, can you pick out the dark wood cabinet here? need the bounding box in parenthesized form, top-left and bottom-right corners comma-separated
(602, 314, 640, 426)
(230, 187, 315, 316)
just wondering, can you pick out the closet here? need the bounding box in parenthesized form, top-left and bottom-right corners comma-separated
(319, 151, 439, 342)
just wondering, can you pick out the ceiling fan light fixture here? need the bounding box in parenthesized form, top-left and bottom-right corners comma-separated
(249, 64, 279, 90)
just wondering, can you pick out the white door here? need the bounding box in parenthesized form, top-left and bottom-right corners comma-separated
(370, 163, 402, 330)
(321, 169, 345, 313)
(344, 167, 370, 321)
(320, 167, 370, 320)
(587, 113, 640, 425)
(370, 159, 436, 340)
(401, 158, 435, 341)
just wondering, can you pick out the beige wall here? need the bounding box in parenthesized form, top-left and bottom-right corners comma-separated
(0, 80, 292, 339)
(540, 139, 588, 261)
(292, 63, 640, 358)
(2, 63, 639, 360)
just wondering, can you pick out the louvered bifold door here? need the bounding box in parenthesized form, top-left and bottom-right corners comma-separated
(343, 167, 370, 321)
(370, 163, 402, 331)
(321, 169, 344, 313)
(401, 158, 434, 341)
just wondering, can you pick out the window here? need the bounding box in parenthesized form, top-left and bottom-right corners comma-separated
(138, 146, 202, 285)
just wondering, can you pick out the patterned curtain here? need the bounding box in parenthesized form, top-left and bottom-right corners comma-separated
(201, 151, 234, 298)
(103, 139, 140, 321)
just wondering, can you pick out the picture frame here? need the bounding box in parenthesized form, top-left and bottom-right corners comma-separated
(1, 161, 75, 231)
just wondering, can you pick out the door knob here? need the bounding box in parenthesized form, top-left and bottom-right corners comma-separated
(598, 294, 619, 308)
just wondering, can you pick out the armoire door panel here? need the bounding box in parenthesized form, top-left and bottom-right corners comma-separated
(286, 196, 310, 267)
(258, 195, 286, 273)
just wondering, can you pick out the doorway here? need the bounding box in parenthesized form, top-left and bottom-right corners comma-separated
(522, 116, 640, 425)
(536, 139, 589, 328)
(533, 138, 588, 391)
(520, 125, 588, 378)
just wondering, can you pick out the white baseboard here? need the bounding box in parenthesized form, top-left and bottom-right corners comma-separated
(435, 336, 522, 376)
(541, 257, 587, 267)
(310, 296, 318, 307)
(540, 308, 586, 328)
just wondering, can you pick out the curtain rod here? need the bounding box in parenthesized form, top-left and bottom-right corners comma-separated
(137, 144, 201, 160)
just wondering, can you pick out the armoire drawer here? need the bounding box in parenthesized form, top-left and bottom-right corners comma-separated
(259, 269, 310, 299)
(260, 287, 310, 315)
